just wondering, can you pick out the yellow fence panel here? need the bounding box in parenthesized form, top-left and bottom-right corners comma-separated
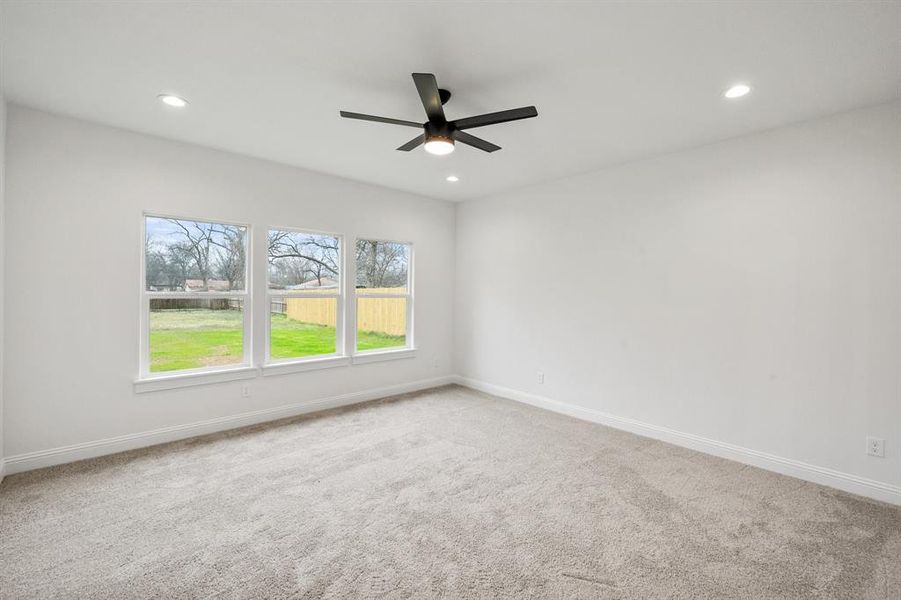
(356, 296, 406, 336)
(285, 288, 407, 336)
(285, 298, 336, 327)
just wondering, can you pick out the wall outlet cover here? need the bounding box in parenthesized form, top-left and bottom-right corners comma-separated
(867, 437, 885, 458)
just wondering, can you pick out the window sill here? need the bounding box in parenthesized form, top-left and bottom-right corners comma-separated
(262, 355, 350, 376)
(134, 366, 258, 393)
(352, 348, 417, 365)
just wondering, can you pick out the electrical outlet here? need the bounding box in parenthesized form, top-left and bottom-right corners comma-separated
(241, 384, 251, 398)
(867, 437, 885, 458)
(432, 355, 440, 369)
(537, 371, 544, 384)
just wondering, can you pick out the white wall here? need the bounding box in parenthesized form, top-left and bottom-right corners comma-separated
(0, 97, 6, 478)
(3, 106, 455, 459)
(456, 102, 901, 492)
(4, 100, 899, 502)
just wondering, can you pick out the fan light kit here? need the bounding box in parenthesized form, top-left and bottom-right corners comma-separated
(724, 84, 751, 99)
(425, 135, 455, 156)
(446, 175, 459, 182)
(340, 73, 538, 155)
(158, 94, 188, 108)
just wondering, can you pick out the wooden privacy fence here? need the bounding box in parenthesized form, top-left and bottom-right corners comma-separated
(285, 297, 337, 328)
(356, 296, 406, 336)
(285, 288, 406, 336)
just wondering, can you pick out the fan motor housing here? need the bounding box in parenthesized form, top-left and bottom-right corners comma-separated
(424, 120, 454, 140)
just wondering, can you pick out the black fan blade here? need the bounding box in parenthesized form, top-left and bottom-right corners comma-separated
(412, 73, 446, 122)
(452, 106, 538, 130)
(454, 131, 501, 153)
(339, 111, 422, 128)
(396, 135, 425, 151)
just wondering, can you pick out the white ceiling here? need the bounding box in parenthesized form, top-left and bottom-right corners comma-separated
(2, 1, 899, 201)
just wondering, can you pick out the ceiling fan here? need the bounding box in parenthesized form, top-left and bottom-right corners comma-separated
(340, 73, 537, 155)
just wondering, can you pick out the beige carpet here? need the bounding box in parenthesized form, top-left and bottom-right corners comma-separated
(1, 385, 899, 599)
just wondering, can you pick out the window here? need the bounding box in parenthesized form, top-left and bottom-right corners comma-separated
(142, 216, 250, 376)
(138, 217, 414, 386)
(355, 239, 412, 352)
(268, 229, 343, 362)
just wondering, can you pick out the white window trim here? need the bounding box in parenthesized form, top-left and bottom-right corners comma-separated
(134, 366, 258, 393)
(262, 355, 350, 376)
(352, 348, 416, 364)
(352, 238, 415, 361)
(137, 213, 253, 385)
(265, 227, 346, 367)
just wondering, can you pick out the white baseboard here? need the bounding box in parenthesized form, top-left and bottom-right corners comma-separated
(3, 375, 455, 476)
(453, 376, 901, 507)
(6, 374, 899, 507)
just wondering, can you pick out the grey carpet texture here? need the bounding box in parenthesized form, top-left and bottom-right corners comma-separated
(1, 385, 899, 599)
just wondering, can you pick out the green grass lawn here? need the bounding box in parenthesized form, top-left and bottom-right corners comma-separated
(150, 309, 405, 372)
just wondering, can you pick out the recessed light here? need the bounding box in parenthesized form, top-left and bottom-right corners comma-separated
(446, 175, 459, 182)
(158, 94, 188, 108)
(724, 84, 751, 99)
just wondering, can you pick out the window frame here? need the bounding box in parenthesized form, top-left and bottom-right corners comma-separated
(138, 212, 253, 380)
(265, 226, 346, 366)
(352, 237, 415, 356)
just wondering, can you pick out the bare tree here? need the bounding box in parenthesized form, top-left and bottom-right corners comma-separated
(270, 254, 311, 288)
(161, 219, 246, 291)
(213, 226, 246, 290)
(145, 238, 189, 291)
(166, 245, 192, 290)
(268, 232, 339, 287)
(166, 219, 218, 289)
(145, 244, 168, 290)
(355, 240, 407, 289)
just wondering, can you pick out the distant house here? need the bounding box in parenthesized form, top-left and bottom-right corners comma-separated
(286, 277, 338, 291)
